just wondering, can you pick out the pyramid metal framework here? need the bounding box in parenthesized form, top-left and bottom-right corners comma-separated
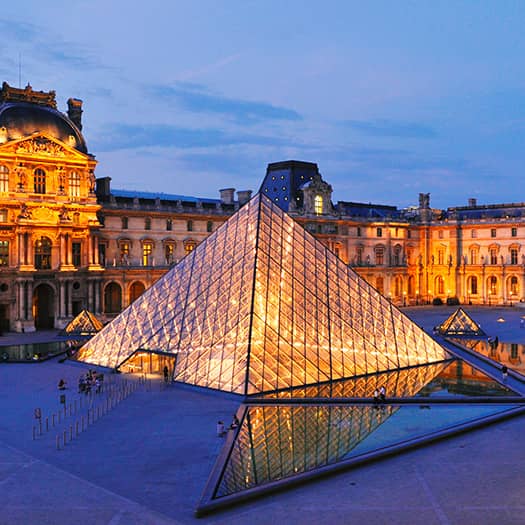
(77, 194, 447, 395)
(437, 308, 486, 336)
(62, 309, 104, 337)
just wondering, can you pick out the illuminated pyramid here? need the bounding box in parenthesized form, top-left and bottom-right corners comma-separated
(77, 194, 447, 394)
(62, 309, 104, 337)
(437, 308, 485, 336)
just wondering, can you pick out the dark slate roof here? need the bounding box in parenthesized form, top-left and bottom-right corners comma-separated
(336, 201, 403, 219)
(0, 102, 87, 153)
(446, 203, 525, 220)
(111, 189, 220, 204)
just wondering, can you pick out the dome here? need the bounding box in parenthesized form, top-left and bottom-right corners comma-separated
(0, 102, 87, 153)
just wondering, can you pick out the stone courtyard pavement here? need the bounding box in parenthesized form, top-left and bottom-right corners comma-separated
(1, 305, 525, 525)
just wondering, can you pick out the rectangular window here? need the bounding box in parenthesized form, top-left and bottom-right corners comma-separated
(470, 250, 478, 265)
(72, 242, 81, 267)
(142, 242, 153, 266)
(166, 219, 172, 231)
(376, 227, 382, 238)
(121, 217, 128, 229)
(490, 249, 498, 265)
(0, 240, 8, 266)
(98, 243, 106, 266)
(407, 230, 411, 239)
(438, 249, 444, 265)
(438, 230, 443, 239)
(512, 227, 517, 237)
(187, 220, 193, 232)
(491, 229, 496, 238)
(356, 247, 363, 265)
(471, 230, 477, 238)
(511, 249, 518, 265)
(206, 221, 213, 233)
(357, 227, 362, 237)
(0, 209, 7, 222)
(145, 218, 151, 230)
(375, 248, 384, 265)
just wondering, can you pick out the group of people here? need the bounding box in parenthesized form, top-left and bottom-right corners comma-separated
(373, 386, 387, 406)
(78, 370, 104, 394)
(217, 414, 241, 437)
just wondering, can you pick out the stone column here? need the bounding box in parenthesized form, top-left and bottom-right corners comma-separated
(59, 281, 65, 318)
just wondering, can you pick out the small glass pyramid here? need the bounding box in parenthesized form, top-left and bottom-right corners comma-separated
(77, 194, 448, 394)
(437, 308, 485, 336)
(62, 309, 104, 337)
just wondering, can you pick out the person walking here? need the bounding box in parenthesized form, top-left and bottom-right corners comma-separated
(379, 386, 386, 402)
(502, 365, 508, 382)
(216, 421, 225, 437)
(163, 365, 169, 384)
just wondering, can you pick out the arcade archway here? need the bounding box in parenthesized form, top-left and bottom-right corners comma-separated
(33, 283, 55, 330)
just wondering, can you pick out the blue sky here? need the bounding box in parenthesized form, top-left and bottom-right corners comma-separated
(1, 1, 524, 209)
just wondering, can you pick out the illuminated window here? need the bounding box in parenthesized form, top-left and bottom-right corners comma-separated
(142, 242, 153, 266)
(489, 276, 497, 295)
(0, 209, 7, 222)
(72, 242, 81, 267)
(0, 165, 8, 193)
(33, 168, 46, 194)
(69, 171, 80, 197)
(184, 240, 196, 255)
(314, 195, 323, 215)
(509, 276, 519, 295)
(35, 237, 51, 269)
(122, 217, 128, 229)
(0, 240, 8, 266)
(511, 248, 518, 265)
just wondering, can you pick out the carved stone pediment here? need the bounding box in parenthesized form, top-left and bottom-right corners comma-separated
(15, 137, 67, 157)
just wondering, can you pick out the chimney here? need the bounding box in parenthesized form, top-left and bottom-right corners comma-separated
(67, 98, 83, 130)
(220, 188, 235, 205)
(237, 190, 252, 206)
(468, 198, 477, 207)
(95, 177, 111, 200)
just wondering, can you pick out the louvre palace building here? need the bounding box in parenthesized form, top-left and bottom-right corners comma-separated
(0, 81, 523, 332)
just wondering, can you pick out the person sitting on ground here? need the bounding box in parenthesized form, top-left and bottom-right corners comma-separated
(58, 379, 67, 390)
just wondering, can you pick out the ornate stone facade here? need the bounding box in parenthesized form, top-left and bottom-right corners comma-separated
(1, 82, 524, 332)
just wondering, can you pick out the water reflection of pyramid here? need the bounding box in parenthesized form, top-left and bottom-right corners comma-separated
(438, 308, 485, 336)
(62, 309, 104, 337)
(77, 194, 447, 394)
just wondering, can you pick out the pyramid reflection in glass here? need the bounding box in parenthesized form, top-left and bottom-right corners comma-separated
(77, 194, 447, 394)
(437, 308, 485, 336)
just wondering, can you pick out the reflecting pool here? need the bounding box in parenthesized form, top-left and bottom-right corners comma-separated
(0, 341, 70, 362)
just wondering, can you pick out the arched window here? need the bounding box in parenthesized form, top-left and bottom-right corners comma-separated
(510, 248, 518, 265)
(394, 276, 403, 297)
(0, 165, 8, 193)
(488, 276, 498, 296)
(469, 276, 478, 295)
(69, 171, 80, 198)
(314, 195, 323, 215)
(129, 281, 145, 303)
(35, 237, 52, 269)
(393, 245, 402, 266)
(104, 282, 122, 313)
(164, 243, 175, 264)
(436, 275, 445, 295)
(33, 168, 46, 194)
(184, 239, 197, 255)
(508, 276, 519, 296)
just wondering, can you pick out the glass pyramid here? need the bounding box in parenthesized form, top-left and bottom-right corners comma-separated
(62, 309, 104, 337)
(77, 194, 448, 394)
(437, 308, 485, 336)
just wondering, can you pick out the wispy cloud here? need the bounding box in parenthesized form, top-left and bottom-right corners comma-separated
(147, 84, 302, 124)
(92, 123, 296, 152)
(341, 119, 437, 139)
